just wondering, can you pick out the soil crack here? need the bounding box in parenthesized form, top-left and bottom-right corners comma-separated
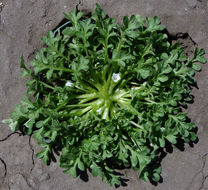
(198, 153, 208, 190)
(187, 153, 208, 190)
(0, 132, 23, 178)
(0, 132, 22, 142)
(29, 136, 35, 173)
(0, 156, 7, 177)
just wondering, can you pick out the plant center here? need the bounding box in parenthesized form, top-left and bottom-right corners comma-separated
(73, 73, 132, 120)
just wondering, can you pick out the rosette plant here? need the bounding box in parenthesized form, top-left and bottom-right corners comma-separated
(2, 4, 206, 186)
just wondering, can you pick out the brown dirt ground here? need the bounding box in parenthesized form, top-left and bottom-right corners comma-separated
(0, 0, 208, 190)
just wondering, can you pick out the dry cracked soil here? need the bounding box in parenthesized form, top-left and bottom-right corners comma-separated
(0, 0, 208, 190)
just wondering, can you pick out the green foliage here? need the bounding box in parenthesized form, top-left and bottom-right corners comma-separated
(2, 3, 206, 186)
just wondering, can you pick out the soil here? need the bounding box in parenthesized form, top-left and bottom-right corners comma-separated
(0, 0, 208, 190)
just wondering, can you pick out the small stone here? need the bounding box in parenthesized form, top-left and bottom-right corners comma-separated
(40, 173, 50, 181)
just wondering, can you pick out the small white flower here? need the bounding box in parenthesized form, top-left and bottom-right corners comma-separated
(112, 73, 121, 82)
(65, 80, 73, 87)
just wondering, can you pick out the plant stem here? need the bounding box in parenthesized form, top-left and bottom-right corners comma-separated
(39, 81, 55, 90)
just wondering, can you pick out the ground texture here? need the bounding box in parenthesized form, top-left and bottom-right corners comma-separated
(0, 0, 208, 190)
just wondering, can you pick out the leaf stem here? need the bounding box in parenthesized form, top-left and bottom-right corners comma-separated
(40, 65, 73, 73)
(130, 121, 144, 129)
(39, 81, 55, 90)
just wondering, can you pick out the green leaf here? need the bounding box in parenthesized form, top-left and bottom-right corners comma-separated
(176, 113, 186, 121)
(77, 159, 85, 171)
(169, 99, 177, 106)
(137, 151, 151, 174)
(158, 75, 168, 82)
(146, 16, 165, 32)
(69, 166, 77, 178)
(192, 48, 206, 63)
(63, 168, 70, 174)
(46, 69, 54, 79)
(109, 174, 121, 186)
(152, 173, 160, 182)
(130, 151, 138, 167)
(71, 56, 89, 78)
(20, 55, 27, 69)
(2, 119, 13, 125)
(20, 70, 29, 79)
(141, 171, 149, 182)
(24, 118, 35, 134)
(192, 64, 201, 71)
(159, 137, 165, 147)
(162, 65, 172, 74)
(2, 119, 18, 132)
(91, 162, 103, 177)
(36, 150, 46, 159)
(139, 69, 150, 79)
(34, 66, 45, 75)
(190, 132, 197, 141)
(165, 134, 177, 144)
